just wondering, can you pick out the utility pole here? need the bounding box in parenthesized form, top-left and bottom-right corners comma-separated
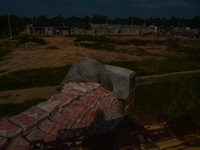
(7, 14, 12, 40)
(131, 17, 133, 38)
(178, 21, 180, 37)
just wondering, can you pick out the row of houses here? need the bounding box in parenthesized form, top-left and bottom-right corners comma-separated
(28, 23, 200, 39)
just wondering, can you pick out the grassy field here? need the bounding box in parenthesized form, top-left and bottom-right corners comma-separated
(132, 72, 200, 122)
(0, 99, 46, 118)
(0, 66, 71, 91)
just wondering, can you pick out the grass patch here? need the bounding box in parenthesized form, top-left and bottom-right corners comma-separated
(0, 65, 71, 91)
(18, 36, 46, 45)
(74, 35, 114, 44)
(131, 72, 200, 121)
(0, 94, 11, 99)
(74, 35, 115, 50)
(0, 99, 46, 118)
(107, 53, 200, 76)
(45, 46, 58, 50)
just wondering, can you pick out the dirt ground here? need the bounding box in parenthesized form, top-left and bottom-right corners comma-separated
(0, 36, 187, 76)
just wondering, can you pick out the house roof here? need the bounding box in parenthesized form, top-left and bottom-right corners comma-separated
(32, 23, 65, 28)
(32, 23, 91, 29)
(66, 23, 91, 29)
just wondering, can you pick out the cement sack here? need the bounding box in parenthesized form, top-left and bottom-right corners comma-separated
(62, 107, 86, 123)
(60, 130, 74, 140)
(8, 114, 38, 132)
(71, 123, 85, 137)
(69, 82, 93, 93)
(58, 92, 78, 102)
(0, 136, 7, 150)
(62, 89, 85, 97)
(36, 102, 59, 115)
(6, 136, 30, 150)
(0, 119, 22, 140)
(51, 112, 76, 130)
(83, 95, 104, 105)
(21, 106, 49, 123)
(80, 82, 100, 90)
(81, 117, 92, 128)
(47, 95, 70, 111)
(78, 97, 97, 108)
(26, 127, 56, 142)
(68, 100, 91, 113)
(39, 119, 66, 138)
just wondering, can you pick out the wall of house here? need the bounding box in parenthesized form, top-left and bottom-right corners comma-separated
(45, 27, 54, 35)
(30, 25, 199, 39)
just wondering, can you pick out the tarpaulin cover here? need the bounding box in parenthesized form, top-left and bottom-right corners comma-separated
(0, 119, 22, 140)
(36, 102, 59, 115)
(6, 136, 30, 150)
(8, 114, 38, 132)
(26, 127, 56, 142)
(21, 106, 49, 122)
(61, 58, 133, 100)
(39, 119, 66, 138)
(62, 107, 86, 123)
(0, 136, 7, 149)
(61, 58, 105, 88)
(51, 112, 76, 129)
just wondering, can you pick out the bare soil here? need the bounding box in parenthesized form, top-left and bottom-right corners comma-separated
(0, 36, 190, 76)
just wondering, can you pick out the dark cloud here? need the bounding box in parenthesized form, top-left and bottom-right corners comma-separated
(0, 0, 199, 19)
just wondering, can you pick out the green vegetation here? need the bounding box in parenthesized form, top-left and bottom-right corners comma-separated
(0, 99, 46, 118)
(18, 36, 46, 45)
(0, 94, 11, 99)
(108, 53, 200, 76)
(1, 53, 200, 91)
(132, 72, 200, 121)
(74, 35, 115, 50)
(45, 45, 58, 50)
(0, 65, 71, 91)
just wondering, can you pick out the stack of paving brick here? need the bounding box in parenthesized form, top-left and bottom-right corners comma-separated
(0, 82, 123, 150)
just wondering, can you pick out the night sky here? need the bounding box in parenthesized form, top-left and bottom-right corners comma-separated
(0, 0, 199, 19)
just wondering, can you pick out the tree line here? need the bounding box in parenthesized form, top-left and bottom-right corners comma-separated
(0, 14, 200, 39)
